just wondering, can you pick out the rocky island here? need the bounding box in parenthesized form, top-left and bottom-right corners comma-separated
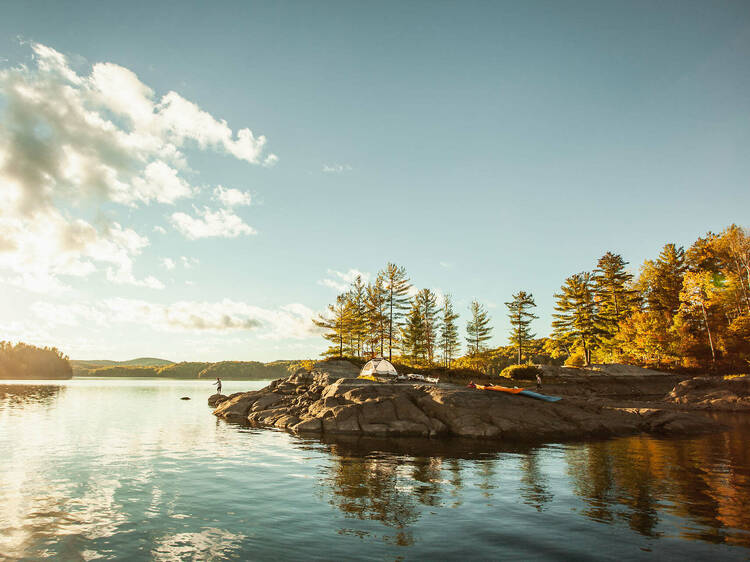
(211, 360, 727, 442)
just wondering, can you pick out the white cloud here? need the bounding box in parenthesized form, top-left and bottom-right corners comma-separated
(0, 212, 161, 293)
(170, 206, 256, 239)
(153, 226, 167, 234)
(30, 301, 107, 327)
(0, 43, 275, 291)
(318, 268, 370, 292)
(263, 154, 279, 167)
(161, 258, 176, 270)
(33, 298, 318, 339)
(129, 161, 194, 204)
(213, 185, 251, 207)
(322, 164, 352, 174)
(180, 256, 199, 268)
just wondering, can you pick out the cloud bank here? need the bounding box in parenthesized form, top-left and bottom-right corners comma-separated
(32, 298, 318, 340)
(0, 43, 274, 291)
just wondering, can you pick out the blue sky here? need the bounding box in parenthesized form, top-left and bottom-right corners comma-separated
(0, 1, 748, 361)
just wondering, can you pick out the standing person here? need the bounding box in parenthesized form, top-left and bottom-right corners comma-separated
(536, 373, 542, 392)
(213, 377, 222, 394)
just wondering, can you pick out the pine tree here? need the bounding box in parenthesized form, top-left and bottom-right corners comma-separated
(418, 288, 439, 364)
(639, 244, 686, 317)
(593, 252, 635, 351)
(465, 300, 492, 356)
(551, 273, 601, 366)
(348, 275, 368, 358)
(504, 291, 538, 365)
(401, 296, 425, 361)
(313, 294, 349, 358)
(439, 294, 460, 368)
(382, 263, 412, 361)
(365, 275, 387, 357)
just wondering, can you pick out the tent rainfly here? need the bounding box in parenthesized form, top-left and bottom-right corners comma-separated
(359, 357, 398, 378)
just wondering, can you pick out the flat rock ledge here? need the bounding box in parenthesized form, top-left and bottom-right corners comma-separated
(666, 376, 750, 410)
(212, 361, 719, 441)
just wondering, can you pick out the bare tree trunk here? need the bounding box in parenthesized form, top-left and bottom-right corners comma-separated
(701, 303, 716, 365)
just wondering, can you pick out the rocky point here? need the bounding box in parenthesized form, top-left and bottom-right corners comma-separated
(210, 360, 720, 442)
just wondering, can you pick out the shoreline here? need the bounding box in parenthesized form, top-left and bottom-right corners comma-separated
(211, 361, 743, 444)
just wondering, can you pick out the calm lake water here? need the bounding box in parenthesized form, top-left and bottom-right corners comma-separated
(1, 378, 749, 561)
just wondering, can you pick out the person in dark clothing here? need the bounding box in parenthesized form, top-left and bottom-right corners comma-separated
(213, 377, 222, 394)
(536, 373, 542, 391)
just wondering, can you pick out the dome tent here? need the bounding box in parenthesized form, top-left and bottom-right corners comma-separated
(358, 357, 398, 380)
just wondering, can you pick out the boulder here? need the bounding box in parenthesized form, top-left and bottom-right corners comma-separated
(665, 375, 750, 410)
(208, 393, 228, 407)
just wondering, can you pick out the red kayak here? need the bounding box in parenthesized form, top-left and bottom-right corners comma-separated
(470, 384, 524, 394)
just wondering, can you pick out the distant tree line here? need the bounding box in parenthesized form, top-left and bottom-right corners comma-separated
(0, 341, 72, 379)
(74, 360, 301, 380)
(315, 224, 750, 373)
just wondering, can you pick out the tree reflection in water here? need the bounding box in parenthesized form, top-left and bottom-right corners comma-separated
(324, 451, 420, 546)
(0, 384, 63, 408)
(566, 414, 750, 547)
(317, 418, 750, 549)
(519, 449, 553, 511)
(318, 435, 511, 546)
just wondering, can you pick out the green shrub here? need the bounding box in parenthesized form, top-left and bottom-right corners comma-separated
(500, 364, 542, 380)
(564, 350, 586, 367)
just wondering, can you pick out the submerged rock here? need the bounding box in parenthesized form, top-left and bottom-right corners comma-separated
(666, 376, 750, 410)
(212, 361, 721, 442)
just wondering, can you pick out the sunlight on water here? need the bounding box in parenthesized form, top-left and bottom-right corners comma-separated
(1, 379, 749, 560)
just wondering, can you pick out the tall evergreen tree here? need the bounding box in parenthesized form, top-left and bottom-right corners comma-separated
(401, 296, 425, 361)
(439, 294, 460, 368)
(348, 275, 368, 358)
(366, 275, 387, 357)
(593, 252, 635, 350)
(639, 244, 686, 317)
(313, 294, 350, 358)
(465, 300, 493, 356)
(551, 272, 601, 366)
(382, 263, 412, 361)
(504, 291, 538, 364)
(418, 288, 439, 364)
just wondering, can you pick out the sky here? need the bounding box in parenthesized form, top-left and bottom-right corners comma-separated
(0, 0, 748, 361)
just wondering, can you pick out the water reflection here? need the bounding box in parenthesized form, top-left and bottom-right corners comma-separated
(519, 450, 553, 511)
(316, 417, 750, 550)
(564, 418, 750, 546)
(0, 383, 63, 408)
(1, 380, 749, 559)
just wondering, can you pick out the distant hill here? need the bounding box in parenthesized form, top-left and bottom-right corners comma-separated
(71, 357, 174, 373)
(73, 359, 305, 380)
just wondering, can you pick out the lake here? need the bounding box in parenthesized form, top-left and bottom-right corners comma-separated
(1, 378, 749, 560)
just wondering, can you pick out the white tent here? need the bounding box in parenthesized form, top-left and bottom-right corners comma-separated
(359, 357, 398, 378)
